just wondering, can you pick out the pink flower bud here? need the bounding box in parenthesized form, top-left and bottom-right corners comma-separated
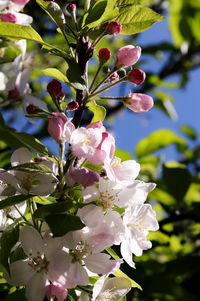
(8, 88, 20, 99)
(107, 21, 122, 35)
(48, 112, 75, 143)
(1, 13, 17, 23)
(128, 68, 146, 85)
(46, 283, 68, 301)
(66, 3, 76, 13)
(47, 79, 62, 96)
(125, 93, 154, 113)
(115, 45, 141, 68)
(12, 0, 30, 5)
(86, 121, 103, 129)
(109, 72, 119, 82)
(26, 104, 36, 114)
(67, 167, 100, 187)
(99, 48, 111, 64)
(67, 100, 79, 111)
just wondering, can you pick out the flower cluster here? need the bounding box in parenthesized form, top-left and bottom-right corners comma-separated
(0, 1, 161, 300)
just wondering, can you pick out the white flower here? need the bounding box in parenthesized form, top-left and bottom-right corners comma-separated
(0, 148, 57, 196)
(93, 277, 132, 301)
(82, 178, 156, 209)
(0, 72, 8, 91)
(121, 204, 159, 267)
(5, 226, 75, 301)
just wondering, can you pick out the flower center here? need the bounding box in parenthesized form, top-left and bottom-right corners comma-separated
(21, 174, 35, 191)
(81, 135, 91, 147)
(99, 189, 120, 210)
(28, 251, 49, 273)
(98, 288, 118, 300)
(111, 157, 122, 169)
(70, 241, 88, 262)
(127, 220, 146, 232)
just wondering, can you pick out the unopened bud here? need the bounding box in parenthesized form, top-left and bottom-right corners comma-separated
(26, 104, 36, 114)
(107, 21, 122, 35)
(99, 48, 111, 64)
(125, 93, 154, 113)
(66, 3, 76, 13)
(12, 0, 30, 4)
(115, 45, 141, 68)
(109, 72, 119, 82)
(8, 88, 20, 99)
(1, 13, 17, 23)
(127, 68, 146, 85)
(47, 79, 62, 96)
(67, 101, 79, 111)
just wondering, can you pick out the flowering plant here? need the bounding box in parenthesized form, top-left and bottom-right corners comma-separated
(0, 0, 164, 300)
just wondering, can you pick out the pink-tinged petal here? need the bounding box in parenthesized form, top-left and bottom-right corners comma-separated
(11, 147, 33, 166)
(87, 149, 106, 165)
(26, 273, 46, 301)
(20, 226, 44, 257)
(4, 260, 34, 286)
(64, 231, 82, 250)
(120, 240, 136, 268)
(115, 45, 141, 68)
(85, 253, 117, 275)
(77, 205, 102, 227)
(85, 227, 114, 253)
(46, 283, 68, 301)
(43, 232, 64, 255)
(69, 262, 88, 286)
(112, 159, 140, 182)
(125, 93, 154, 113)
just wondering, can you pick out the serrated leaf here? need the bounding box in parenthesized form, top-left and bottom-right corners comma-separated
(9, 163, 52, 174)
(0, 22, 44, 44)
(42, 68, 69, 84)
(0, 195, 33, 210)
(0, 125, 49, 155)
(81, 0, 119, 29)
(36, 0, 65, 29)
(136, 129, 186, 158)
(88, 101, 106, 122)
(45, 214, 85, 237)
(0, 225, 19, 272)
(33, 202, 74, 219)
(116, 5, 164, 35)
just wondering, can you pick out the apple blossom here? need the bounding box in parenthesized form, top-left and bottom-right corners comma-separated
(48, 112, 75, 143)
(121, 204, 159, 267)
(115, 45, 141, 68)
(5, 226, 76, 301)
(125, 93, 154, 113)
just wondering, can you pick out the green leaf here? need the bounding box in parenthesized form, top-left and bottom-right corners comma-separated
(42, 68, 69, 84)
(163, 162, 191, 201)
(179, 125, 197, 140)
(81, 0, 119, 29)
(4, 289, 26, 301)
(36, 0, 65, 29)
(0, 125, 49, 155)
(0, 195, 33, 210)
(0, 225, 19, 272)
(88, 101, 106, 122)
(9, 162, 52, 174)
(33, 202, 74, 219)
(116, 0, 141, 5)
(107, 247, 120, 259)
(135, 129, 186, 158)
(84, 161, 103, 173)
(114, 270, 142, 290)
(0, 22, 44, 44)
(114, 149, 133, 161)
(115, 5, 164, 35)
(45, 214, 85, 237)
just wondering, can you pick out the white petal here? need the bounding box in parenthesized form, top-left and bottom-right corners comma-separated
(25, 273, 46, 301)
(120, 240, 136, 268)
(69, 262, 88, 286)
(77, 204, 102, 227)
(11, 147, 33, 166)
(0, 72, 8, 91)
(20, 226, 44, 257)
(98, 277, 132, 301)
(4, 260, 34, 286)
(82, 186, 100, 203)
(85, 253, 117, 275)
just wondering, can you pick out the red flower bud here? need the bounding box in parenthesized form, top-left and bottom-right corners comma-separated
(8, 88, 20, 99)
(128, 68, 146, 85)
(26, 104, 36, 114)
(109, 72, 119, 82)
(66, 3, 76, 13)
(47, 79, 62, 96)
(107, 21, 122, 35)
(98, 48, 111, 64)
(67, 101, 79, 111)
